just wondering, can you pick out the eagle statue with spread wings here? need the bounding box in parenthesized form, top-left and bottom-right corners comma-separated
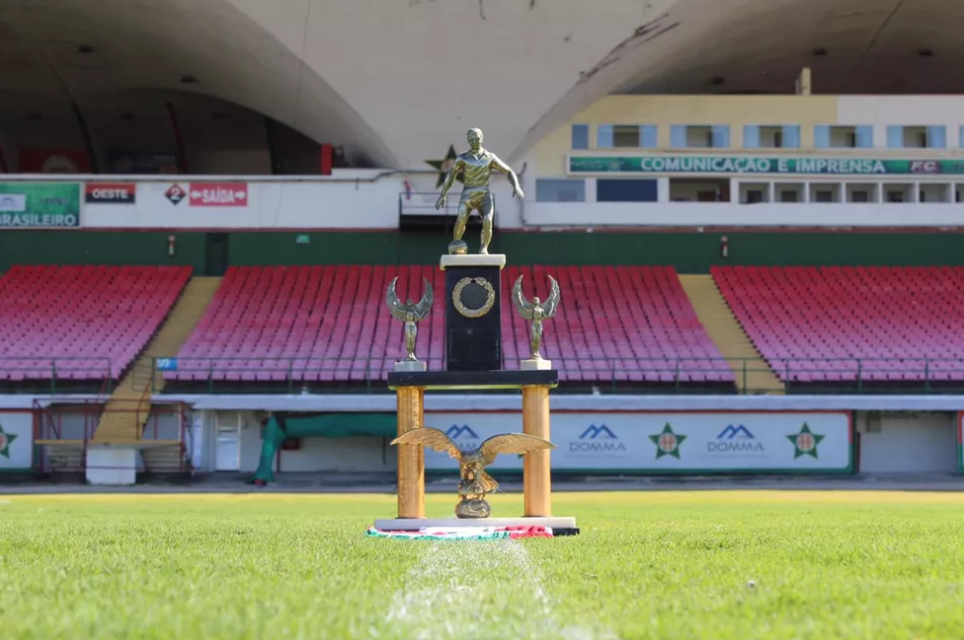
(391, 427, 556, 518)
(386, 277, 434, 362)
(512, 274, 561, 361)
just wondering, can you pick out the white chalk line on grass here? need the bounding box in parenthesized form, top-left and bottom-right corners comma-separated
(381, 539, 614, 640)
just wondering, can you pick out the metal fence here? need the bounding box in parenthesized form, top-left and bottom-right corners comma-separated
(143, 356, 964, 395)
(33, 399, 191, 474)
(0, 357, 113, 394)
(4, 355, 964, 395)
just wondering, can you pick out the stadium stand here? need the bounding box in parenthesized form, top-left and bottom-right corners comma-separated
(170, 265, 734, 387)
(712, 266, 964, 384)
(0, 265, 192, 381)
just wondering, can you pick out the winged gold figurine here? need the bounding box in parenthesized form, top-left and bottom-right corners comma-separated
(512, 274, 561, 360)
(391, 427, 556, 518)
(386, 276, 434, 362)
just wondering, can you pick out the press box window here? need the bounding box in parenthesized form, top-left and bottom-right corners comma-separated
(670, 125, 730, 148)
(739, 183, 770, 204)
(887, 126, 946, 149)
(571, 124, 589, 150)
(535, 179, 586, 202)
(809, 184, 841, 203)
(596, 179, 658, 202)
(777, 185, 803, 202)
(743, 125, 801, 149)
(814, 125, 873, 148)
(596, 124, 657, 148)
(919, 184, 950, 203)
(885, 185, 913, 203)
(669, 178, 729, 202)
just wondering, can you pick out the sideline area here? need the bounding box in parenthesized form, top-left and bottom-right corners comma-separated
(2, 473, 964, 494)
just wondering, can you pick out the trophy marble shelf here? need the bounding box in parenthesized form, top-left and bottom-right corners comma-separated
(374, 516, 580, 536)
(387, 369, 559, 391)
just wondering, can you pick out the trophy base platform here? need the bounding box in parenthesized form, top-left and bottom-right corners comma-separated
(521, 358, 552, 371)
(374, 516, 580, 536)
(439, 254, 507, 270)
(388, 369, 558, 391)
(393, 360, 427, 373)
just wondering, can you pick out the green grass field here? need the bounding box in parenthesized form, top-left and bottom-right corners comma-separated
(1, 491, 963, 639)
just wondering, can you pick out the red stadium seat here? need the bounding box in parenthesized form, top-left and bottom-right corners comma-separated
(0, 265, 191, 381)
(171, 265, 731, 386)
(712, 266, 964, 383)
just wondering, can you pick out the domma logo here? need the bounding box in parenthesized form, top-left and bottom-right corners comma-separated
(578, 425, 617, 439)
(570, 424, 626, 453)
(707, 424, 764, 454)
(445, 425, 479, 440)
(717, 425, 754, 439)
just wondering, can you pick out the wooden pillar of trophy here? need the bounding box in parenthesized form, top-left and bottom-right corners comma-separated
(395, 384, 425, 519)
(522, 384, 552, 516)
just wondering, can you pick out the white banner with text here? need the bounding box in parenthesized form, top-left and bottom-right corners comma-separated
(78, 173, 406, 229)
(422, 411, 852, 473)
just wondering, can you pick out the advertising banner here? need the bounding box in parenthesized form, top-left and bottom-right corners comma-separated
(159, 182, 249, 207)
(423, 411, 852, 473)
(0, 182, 81, 228)
(568, 155, 964, 176)
(0, 412, 34, 470)
(80, 177, 402, 229)
(188, 182, 248, 207)
(85, 183, 136, 204)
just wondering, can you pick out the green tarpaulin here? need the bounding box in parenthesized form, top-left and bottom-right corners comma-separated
(250, 413, 396, 484)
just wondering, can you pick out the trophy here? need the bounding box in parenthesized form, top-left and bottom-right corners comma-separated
(372, 126, 578, 537)
(391, 427, 556, 518)
(512, 274, 560, 369)
(385, 277, 434, 370)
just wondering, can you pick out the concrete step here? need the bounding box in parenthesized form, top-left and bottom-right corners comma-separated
(678, 274, 784, 394)
(94, 277, 222, 444)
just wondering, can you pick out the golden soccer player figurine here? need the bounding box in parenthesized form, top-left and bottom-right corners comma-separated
(436, 128, 525, 255)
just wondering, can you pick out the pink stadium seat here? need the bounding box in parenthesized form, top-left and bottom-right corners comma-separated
(172, 265, 732, 386)
(500, 266, 732, 384)
(712, 266, 964, 383)
(0, 265, 191, 381)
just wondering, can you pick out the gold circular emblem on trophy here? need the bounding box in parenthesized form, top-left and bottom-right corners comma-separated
(452, 277, 495, 318)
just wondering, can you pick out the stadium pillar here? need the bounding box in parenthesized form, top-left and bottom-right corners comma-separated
(522, 385, 552, 517)
(395, 387, 425, 518)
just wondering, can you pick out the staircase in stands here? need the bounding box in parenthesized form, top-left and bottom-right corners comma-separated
(93, 277, 222, 470)
(678, 274, 784, 394)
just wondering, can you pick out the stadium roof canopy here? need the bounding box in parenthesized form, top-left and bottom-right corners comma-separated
(0, 0, 958, 168)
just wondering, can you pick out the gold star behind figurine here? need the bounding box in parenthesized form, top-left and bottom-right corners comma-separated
(436, 128, 525, 256)
(385, 277, 434, 366)
(391, 427, 556, 518)
(512, 274, 561, 365)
